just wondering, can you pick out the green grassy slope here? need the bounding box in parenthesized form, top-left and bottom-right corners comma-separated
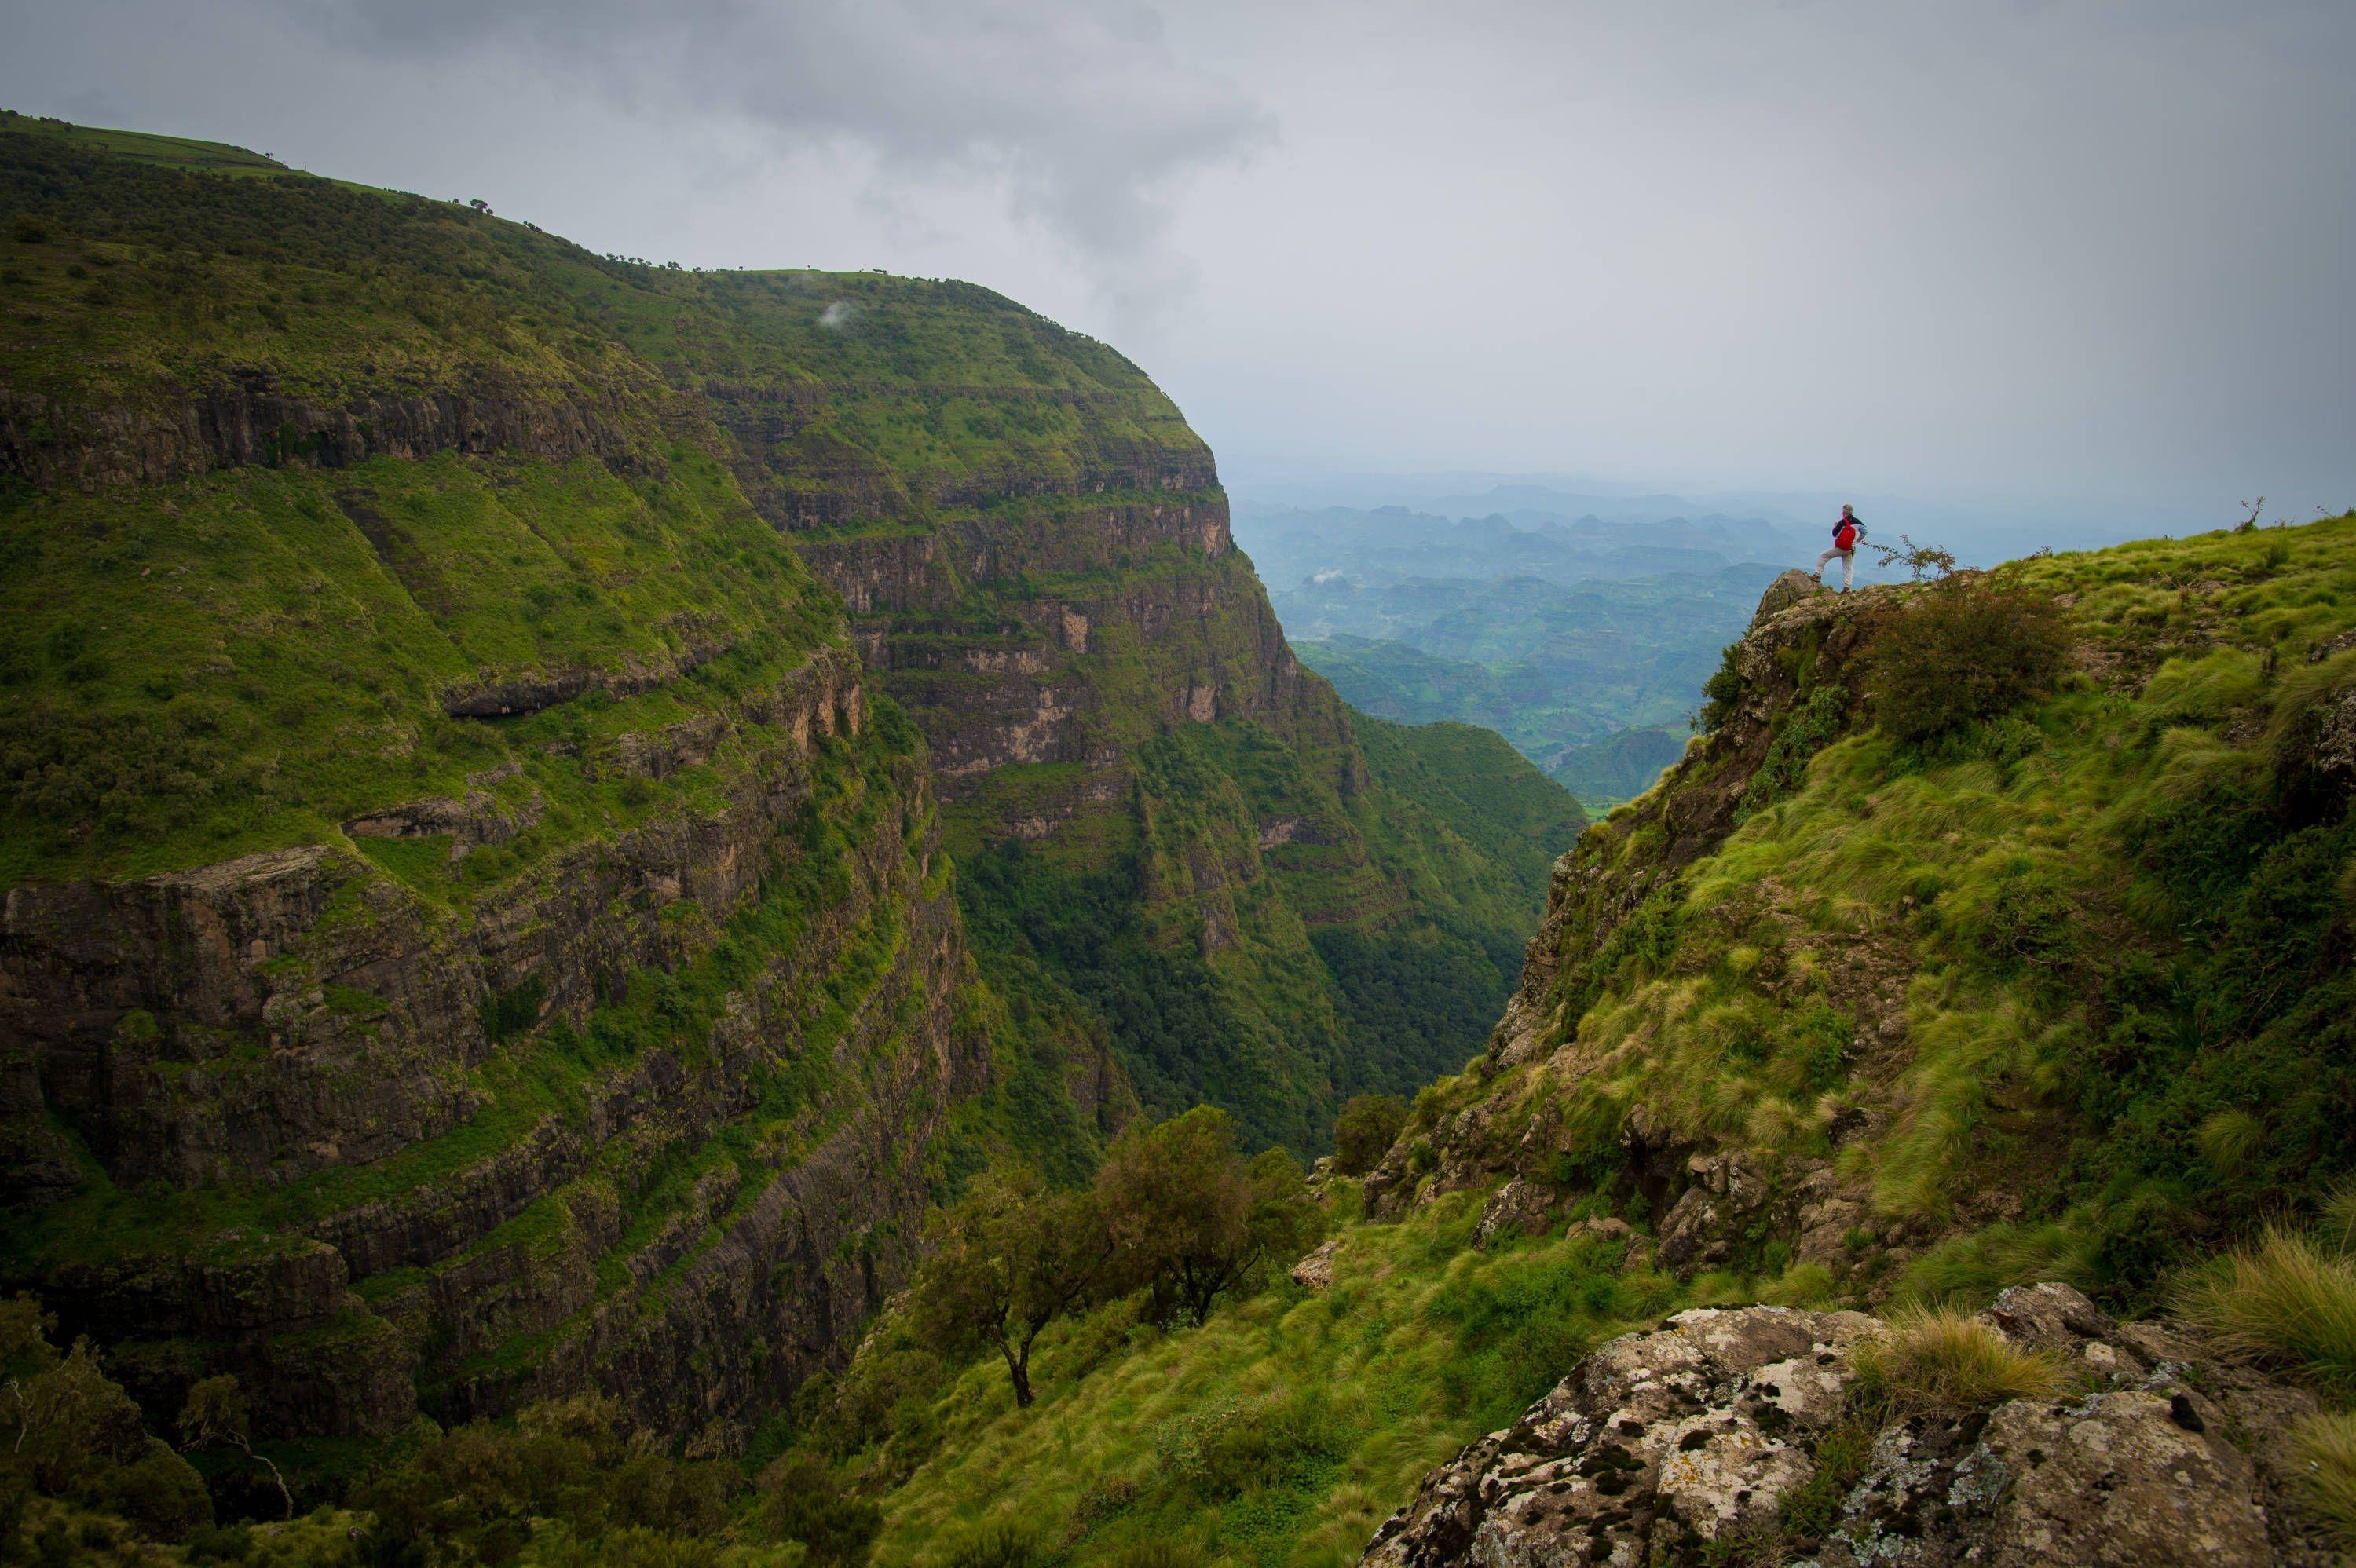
(0, 111, 1192, 1453)
(847, 514, 2356, 1566)
(5, 104, 1577, 1162)
(0, 108, 1584, 1473)
(1410, 514, 2356, 1305)
(0, 444, 834, 885)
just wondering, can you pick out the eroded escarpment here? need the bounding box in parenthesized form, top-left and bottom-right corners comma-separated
(1361, 575, 1906, 1235)
(0, 369, 664, 492)
(2, 649, 985, 1446)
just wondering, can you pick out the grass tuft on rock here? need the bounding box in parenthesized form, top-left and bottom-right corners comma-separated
(1849, 1304, 2062, 1414)
(2171, 1227, 2356, 1394)
(2291, 1409, 2356, 1551)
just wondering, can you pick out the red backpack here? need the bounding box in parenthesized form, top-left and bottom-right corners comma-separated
(1834, 517, 1860, 551)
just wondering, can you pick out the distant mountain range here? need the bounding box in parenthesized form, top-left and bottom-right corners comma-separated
(1232, 492, 1805, 805)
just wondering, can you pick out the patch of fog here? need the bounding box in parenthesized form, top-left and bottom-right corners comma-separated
(818, 300, 858, 331)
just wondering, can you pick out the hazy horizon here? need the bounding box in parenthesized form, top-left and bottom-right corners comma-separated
(5, 1, 2352, 524)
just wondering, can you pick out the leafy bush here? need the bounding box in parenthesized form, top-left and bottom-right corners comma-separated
(0, 1296, 214, 1547)
(1849, 1305, 2062, 1414)
(359, 1395, 738, 1564)
(1872, 584, 2069, 744)
(1331, 1094, 1408, 1175)
(1097, 1107, 1324, 1328)
(749, 1451, 880, 1566)
(1695, 641, 1744, 735)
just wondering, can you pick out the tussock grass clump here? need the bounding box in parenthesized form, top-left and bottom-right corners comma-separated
(1849, 1304, 2062, 1414)
(2196, 1109, 2268, 1175)
(1100, 1541, 1213, 1568)
(2171, 1228, 2356, 1393)
(941, 1523, 1037, 1568)
(1896, 1221, 2098, 1308)
(2290, 1410, 2356, 1550)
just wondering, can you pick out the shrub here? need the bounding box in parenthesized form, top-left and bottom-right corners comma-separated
(1849, 1305, 2062, 1414)
(2291, 1409, 2356, 1550)
(1736, 685, 1847, 819)
(1332, 1094, 1408, 1175)
(750, 1450, 880, 1566)
(1694, 641, 1744, 734)
(2171, 1228, 2356, 1393)
(1097, 1108, 1323, 1328)
(1873, 584, 2069, 744)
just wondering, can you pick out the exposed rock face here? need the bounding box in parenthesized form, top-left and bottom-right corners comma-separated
(1359, 1285, 2332, 1567)
(2, 649, 982, 1443)
(0, 371, 657, 491)
(1362, 579, 1908, 1243)
(1290, 1237, 1341, 1292)
(1364, 1303, 1886, 1565)
(691, 368, 1363, 866)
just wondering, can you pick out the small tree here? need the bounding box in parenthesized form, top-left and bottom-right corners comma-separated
(1332, 1095, 1408, 1176)
(908, 1168, 1113, 1408)
(1097, 1107, 1323, 1328)
(178, 1376, 291, 1520)
(1868, 533, 1957, 583)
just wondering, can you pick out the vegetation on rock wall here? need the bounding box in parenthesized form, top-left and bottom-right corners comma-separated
(0, 110, 1582, 1559)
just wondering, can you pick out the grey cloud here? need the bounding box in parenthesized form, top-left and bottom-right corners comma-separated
(301, 0, 1273, 276)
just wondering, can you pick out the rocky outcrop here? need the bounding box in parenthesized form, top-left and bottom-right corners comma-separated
(1362, 1285, 2332, 1567)
(1499, 580, 1901, 1064)
(0, 371, 659, 492)
(0, 643, 973, 1442)
(1361, 579, 1908, 1230)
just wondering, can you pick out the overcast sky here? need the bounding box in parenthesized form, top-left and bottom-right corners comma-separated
(6, 0, 2353, 526)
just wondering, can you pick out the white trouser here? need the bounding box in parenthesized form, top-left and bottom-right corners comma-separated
(1814, 546, 1853, 589)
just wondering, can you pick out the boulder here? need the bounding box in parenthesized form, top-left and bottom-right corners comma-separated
(1290, 1238, 1341, 1292)
(1359, 1283, 2325, 1567)
(1751, 567, 1825, 627)
(1360, 1305, 1882, 1566)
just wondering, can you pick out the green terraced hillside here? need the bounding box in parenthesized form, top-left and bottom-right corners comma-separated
(0, 104, 1575, 1497)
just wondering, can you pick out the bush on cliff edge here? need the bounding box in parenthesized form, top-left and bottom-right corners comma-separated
(1873, 583, 2071, 744)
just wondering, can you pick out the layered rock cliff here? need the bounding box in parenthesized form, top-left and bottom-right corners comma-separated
(0, 114, 1581, 1466)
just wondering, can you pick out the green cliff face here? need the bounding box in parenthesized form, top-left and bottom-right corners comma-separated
(848, 517, 2356, 1568)
(0, 112, 1574, 1464)
(1367, 521, 2356, 1304)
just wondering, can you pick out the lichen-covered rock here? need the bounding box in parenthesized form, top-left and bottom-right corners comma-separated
(1473, 1176, 1558, 1249)
(1290, 1238, 1341, 1292)
(1360, 1306, 1881, 1566)
(1362, 1284, 2327, 1567)
(1752, 567, 1825, 627)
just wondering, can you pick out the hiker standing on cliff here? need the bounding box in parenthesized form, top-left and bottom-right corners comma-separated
(1814, 504, 1864, 591)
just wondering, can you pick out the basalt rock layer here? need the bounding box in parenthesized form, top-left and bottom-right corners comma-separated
(0, 114, 1580, 1466)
